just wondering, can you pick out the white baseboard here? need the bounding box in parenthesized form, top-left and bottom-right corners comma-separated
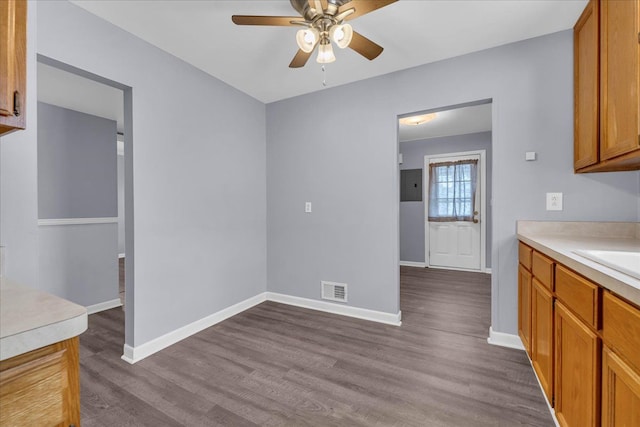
(266, 292, 402, 326)
(118, 253, 125, 259)
(121, 291, 402, 364)
(86, 298, 122, 315)
(121, 292, 268, 364)
(486, 326, 525, 351)
(399, 261, 426, 268)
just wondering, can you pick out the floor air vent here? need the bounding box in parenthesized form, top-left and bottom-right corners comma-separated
(321, 281, 347, 302)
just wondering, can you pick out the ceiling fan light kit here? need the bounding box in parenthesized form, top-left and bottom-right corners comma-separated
(330, 24, 353, 49)
(232, 0, 398, 68)
(317, 40, 336, 63)
(296, 28, 319, 53)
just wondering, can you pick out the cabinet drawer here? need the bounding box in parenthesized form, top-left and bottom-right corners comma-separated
(519, 242, 532, 271)
(603, 292, 640, 373)
(555, 265, 600, 330)
(532, 251, 554, 290)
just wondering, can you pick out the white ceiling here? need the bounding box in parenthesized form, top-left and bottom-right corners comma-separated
(37, 62, 125, 132)
(399, 103, 492, 142)
(69, 0, 588, 103)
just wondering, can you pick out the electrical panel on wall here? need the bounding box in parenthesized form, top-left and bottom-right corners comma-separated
(400, 169, 422, 202)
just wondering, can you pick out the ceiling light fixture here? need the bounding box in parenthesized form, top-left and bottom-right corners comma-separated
(329, 23, 353, 49)
(232, 0, 397, 69)
(399, 113, 437, 126)
(297, 21, 350, 64)
(296, 28, 319, 53)
(316, 38, 336, 63)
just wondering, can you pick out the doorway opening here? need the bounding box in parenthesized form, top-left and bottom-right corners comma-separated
(36, 54, 134, 357)
(398, 100, 492, 273)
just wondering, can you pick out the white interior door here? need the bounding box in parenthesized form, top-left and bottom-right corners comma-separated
(426, 153, 482, 271)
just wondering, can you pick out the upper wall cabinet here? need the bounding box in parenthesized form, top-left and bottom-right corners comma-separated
(0, 0, 27, 136)
(574, 0, 640, 173)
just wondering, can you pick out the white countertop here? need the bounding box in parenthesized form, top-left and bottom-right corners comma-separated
(517, 221, 640, 307)
(0, 278, 88, 361)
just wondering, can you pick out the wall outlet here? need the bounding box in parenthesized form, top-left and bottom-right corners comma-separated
(546, 192, 563, 211)
(305, 202, 312, 213)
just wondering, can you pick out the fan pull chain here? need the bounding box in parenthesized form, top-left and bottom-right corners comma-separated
(322, 65, 327, 87)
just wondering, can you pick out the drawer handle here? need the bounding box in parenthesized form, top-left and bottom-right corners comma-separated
(13, 91, 20, 117)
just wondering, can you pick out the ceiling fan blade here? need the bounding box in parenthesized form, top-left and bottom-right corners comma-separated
(289, 49, 313, 68)
(339, 0, 398, 21)
(231, 15, 301, 26)
(349, 31, 384, 60)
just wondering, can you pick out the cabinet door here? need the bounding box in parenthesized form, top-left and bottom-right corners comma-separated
(0, 0, 26, 134)
(574, 0, 599, 170)
(555, 301, 600, 427)
(0, 0, 17, 117)
(602, 346, 640, 427)
(518, 264, 532, 355)
(532, 278, 554, 403)
(600, 0, 640, 160)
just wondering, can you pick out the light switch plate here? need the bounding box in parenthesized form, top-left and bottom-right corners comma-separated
(305, 202, 312, 213)
(546, 193, 563, 211)
(525, 152, 536, 161)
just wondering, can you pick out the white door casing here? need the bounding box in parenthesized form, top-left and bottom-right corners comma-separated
(425, 150, 486, 272)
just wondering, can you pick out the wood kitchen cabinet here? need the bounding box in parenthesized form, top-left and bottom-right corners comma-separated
(574, 0, 599, 170)
(518, 240, 640, 425)
(531, 278, 554, 403)
(601, 291, 640, 426)
(601, 346, 640, 427)
(0, 0, 27, 136)
(518, 243, 533, 356)
(602, 292, 640, 427)
(573, 0, 640, 172)
(0, 337, 80, 427)
(518, 264, 532, 356)
(554, 301, 600, 427)
(554, 265, 601, 427)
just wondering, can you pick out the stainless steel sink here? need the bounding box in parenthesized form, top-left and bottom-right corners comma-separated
(574, 249, 640, 280)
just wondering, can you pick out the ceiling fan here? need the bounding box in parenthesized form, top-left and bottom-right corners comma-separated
(232, 0, 398, 68)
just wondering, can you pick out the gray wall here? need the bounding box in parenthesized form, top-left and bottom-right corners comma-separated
(400, 131, 492, 267)
(38, 102, 117, 219)
(35, 0, 267, 347)
(267, 30, 640, 334)
(117, 153, 124, 255)
(36, 102, 119, 308)
(39, 223, 118, 306)
(0, 1, 39, 287)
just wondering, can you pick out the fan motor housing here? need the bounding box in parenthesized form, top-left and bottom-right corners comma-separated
(290, 0, 351, 20)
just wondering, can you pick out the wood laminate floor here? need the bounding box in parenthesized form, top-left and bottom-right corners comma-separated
(80, 267, 552, 426)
